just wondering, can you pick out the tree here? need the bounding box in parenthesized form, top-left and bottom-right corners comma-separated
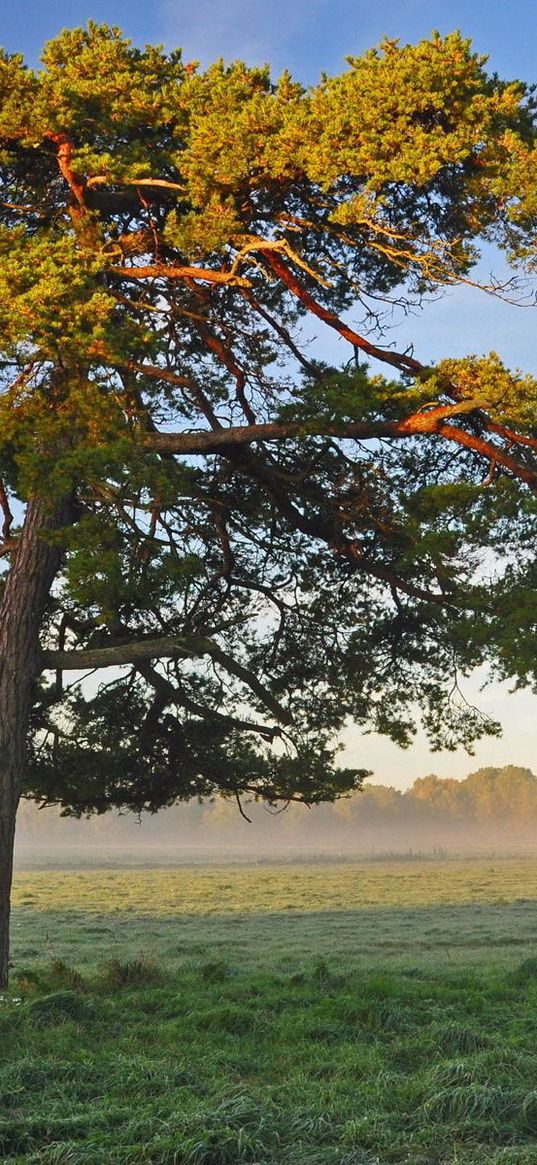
(0, 25, 537, 983)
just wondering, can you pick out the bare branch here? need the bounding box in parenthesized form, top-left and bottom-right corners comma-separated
(87, 176, 185, 192)
(234, 791, 252, 823)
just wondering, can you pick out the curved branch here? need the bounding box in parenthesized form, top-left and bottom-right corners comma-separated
(0, 480, 13, 542)
(45, 132, 87, 210)
(136, 660, 280, 741)
(87, 176, 185, 192)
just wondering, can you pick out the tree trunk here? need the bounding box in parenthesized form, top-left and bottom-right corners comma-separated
(0, 497, 69, 987)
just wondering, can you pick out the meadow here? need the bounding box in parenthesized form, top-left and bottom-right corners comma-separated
(3, 859, 537, 1164)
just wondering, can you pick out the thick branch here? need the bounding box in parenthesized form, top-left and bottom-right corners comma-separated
(109, 264, 251, 287)
(0, 481, 13, 542)
(141, 402, 480, 453)
(140, 406, 537, 487)
(86, 176, 185, 192)
(42, 635, 292, 724)
(45, 132, 87, 210)
(264, 251, 423, 375)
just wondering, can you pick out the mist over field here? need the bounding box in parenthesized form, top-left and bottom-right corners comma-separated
(15, 765, 537, 864)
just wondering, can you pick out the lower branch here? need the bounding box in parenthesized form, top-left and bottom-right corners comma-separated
(42, 635, 292, 725)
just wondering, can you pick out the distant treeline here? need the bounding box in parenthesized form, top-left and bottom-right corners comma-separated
(15, 766, 537, 855)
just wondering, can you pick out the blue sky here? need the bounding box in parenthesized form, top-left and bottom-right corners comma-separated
(3, 1, 536, 785)
(3, 0, 537, 87)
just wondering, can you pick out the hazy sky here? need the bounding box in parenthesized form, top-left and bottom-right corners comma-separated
(2, 1, 536, 787)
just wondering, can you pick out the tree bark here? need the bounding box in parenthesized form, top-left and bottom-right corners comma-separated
(0, 497, 69, 987)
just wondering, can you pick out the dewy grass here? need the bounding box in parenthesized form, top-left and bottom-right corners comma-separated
(2, 860, 537, 1162)
(12, 857, 537, 916)
(10, 858, 537, 978)
(3, 955, 537, 1164)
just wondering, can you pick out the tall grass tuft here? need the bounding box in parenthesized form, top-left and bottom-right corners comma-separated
(97, 957, 164, 989)
(25, 990, 94, 1026)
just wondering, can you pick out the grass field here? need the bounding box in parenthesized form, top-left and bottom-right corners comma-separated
(3, 859, 537, 1164)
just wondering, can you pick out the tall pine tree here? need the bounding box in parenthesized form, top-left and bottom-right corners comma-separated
(0, 26, 536, 981)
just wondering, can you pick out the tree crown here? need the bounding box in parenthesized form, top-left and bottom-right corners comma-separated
(0, 25, 536, 815)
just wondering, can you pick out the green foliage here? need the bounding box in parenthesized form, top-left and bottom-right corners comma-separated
(307, 34, 524, 187)
(435, 353, 537, 432)
(509, 956, 537, 984)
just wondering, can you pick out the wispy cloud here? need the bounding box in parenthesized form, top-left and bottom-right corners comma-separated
(155, 0, 441, 81)
(156, 0, 537, 84)
(158, 0, 328, 75)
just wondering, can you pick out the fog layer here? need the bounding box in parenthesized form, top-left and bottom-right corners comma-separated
(14, 766, 537, 864)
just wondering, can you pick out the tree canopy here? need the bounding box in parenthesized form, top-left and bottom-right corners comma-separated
(0, 25, 537, 821)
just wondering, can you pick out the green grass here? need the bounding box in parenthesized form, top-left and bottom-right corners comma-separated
(3, 860, 537, 1163)
(11, 859, 537, 975)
